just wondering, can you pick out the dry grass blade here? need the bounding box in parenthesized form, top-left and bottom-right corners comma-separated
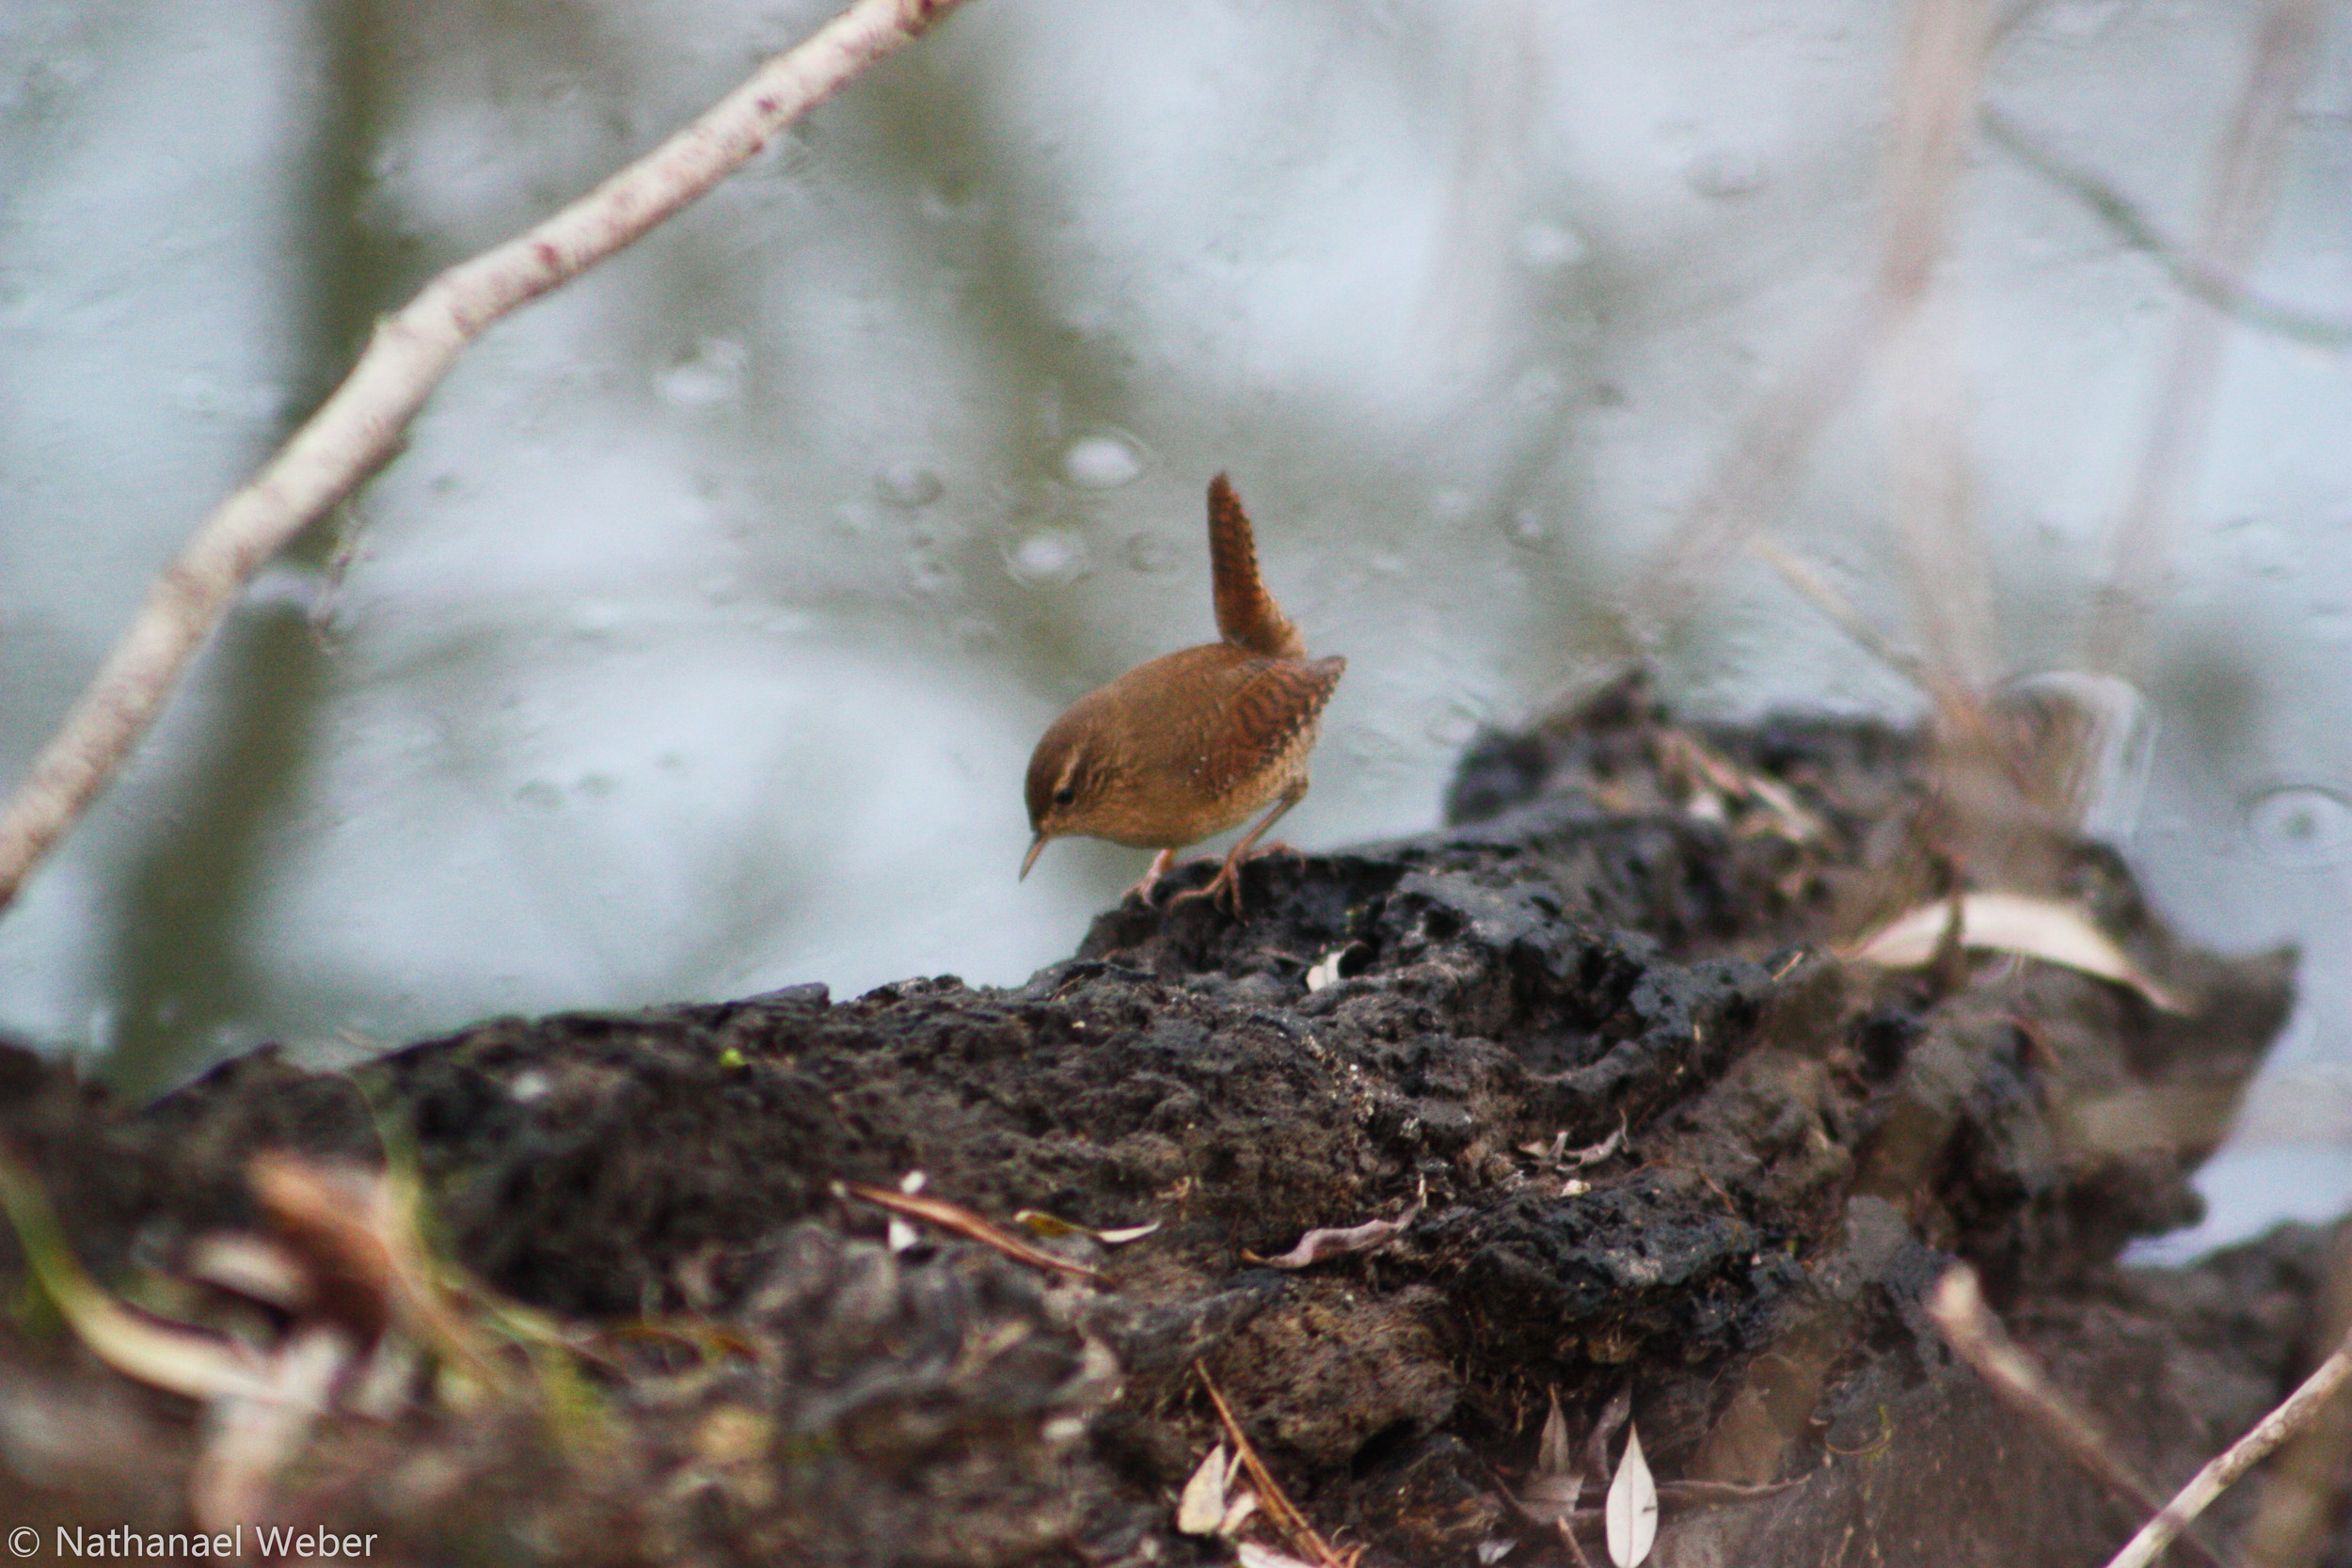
(1980, 104, 2352, 347)
(0, 1148, 280, 1402)
(1877, 0, 1997, 722)
(1199, 1365, 1358, 1568)
(840, 1182, 1107, 1282)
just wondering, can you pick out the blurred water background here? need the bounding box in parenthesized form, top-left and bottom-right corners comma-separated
(2, 0, 2348, 1253)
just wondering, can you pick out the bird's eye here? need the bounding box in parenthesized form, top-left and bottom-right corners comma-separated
(1053, 785, 1077, 807)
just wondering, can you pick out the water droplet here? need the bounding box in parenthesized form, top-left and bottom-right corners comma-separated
(1518, 221, 1586, 270)
(1684, 148, 1769, 199)
(654, 337, 748, 407)
(1005, 531, 1089, 587)
(905, 552, 957, 597)
(1060, 432, 1146, 489)
(2040, 0, 2125, 38)
(1125, 531, 1180, 574)
(922, 172, 981, 219)
(876, 464, 943, 507)
(1425, 697, 1486, 747)
(575, 773, 620, 800)
(2247, 786, 2352, 867)
(1511, 367, 1565, 410)
(953, 617, 1000, 655)
(515, 780, 563, 812)
(1506, 509, 1548, 547)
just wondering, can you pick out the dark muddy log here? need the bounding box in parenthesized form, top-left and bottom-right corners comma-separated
(0, 676, 2317, 1566)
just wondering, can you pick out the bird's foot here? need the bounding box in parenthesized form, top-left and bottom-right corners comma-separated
(1123, 847, 1183, 906)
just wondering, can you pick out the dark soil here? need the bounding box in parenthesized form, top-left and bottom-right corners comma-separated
(0, 673, 2330, 1566)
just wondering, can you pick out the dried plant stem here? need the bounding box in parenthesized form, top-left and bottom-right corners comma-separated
(2106, 1327, 2352, 1568)
(1878, 0, 1994, 724)
(1630, 0, 1994, 695)
(1926, 1265, 2227, 1568)
(2085, 0, 2327, 676)
(0, 0, 967, 912)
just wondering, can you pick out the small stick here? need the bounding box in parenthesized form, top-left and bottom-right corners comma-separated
(0, 0, 971, 911)
(2106, 1326, 2352, 1568)
(1198, 1365, 1355, 1568)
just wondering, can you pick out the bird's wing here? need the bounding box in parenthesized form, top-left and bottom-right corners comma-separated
(1203, 655, 1346, 796)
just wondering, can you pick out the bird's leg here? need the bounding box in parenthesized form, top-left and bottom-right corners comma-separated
(1171, 786, 1304, 915)
(1127, 847, 1181, 904)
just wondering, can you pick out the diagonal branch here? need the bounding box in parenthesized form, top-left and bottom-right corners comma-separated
(2106, 1321, 2352, 1568)
(0, 0, 971, 912)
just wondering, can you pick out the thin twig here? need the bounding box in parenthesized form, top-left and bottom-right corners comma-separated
(2085, 0, 2328, 676)
(1198, 1365, 1355, 1568)
(1926, 1265, 2229, 1568)
(0, 0, 969, 912)
(1981, 104, 2352, 348)
(2106, 1324, 2352, 1568)
(1743, 532, 1930, 690)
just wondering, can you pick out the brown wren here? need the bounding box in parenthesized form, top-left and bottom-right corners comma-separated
(1021, 474, 1345, 912)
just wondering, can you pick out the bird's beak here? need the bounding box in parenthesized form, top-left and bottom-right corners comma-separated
(1020, 833, 1048, 881)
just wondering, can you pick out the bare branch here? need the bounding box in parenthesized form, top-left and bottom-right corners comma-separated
(0, 0, 971, 912)
(2106, 1321, 2352, 1568)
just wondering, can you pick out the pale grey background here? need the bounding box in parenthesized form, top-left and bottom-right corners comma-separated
(2, 0, 2348, 1249)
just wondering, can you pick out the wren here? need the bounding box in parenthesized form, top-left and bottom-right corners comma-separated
(1021, 474, 1345, 913)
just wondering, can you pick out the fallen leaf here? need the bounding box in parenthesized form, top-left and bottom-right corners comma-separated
(1605, 1422, 1658, 1567)
(1846, 892, 2188, 1013)
(1178, 1442, 1233, 1534)
(839, 1182, 1106, 1282)
(1014, 1211, 1163, 1246)
(1516, 1387, 1581, 1524)
(1304, 943, 1364, 993)
(1250, 1184, 1424, 1271)
(1237, 1544, 1320, 1568)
